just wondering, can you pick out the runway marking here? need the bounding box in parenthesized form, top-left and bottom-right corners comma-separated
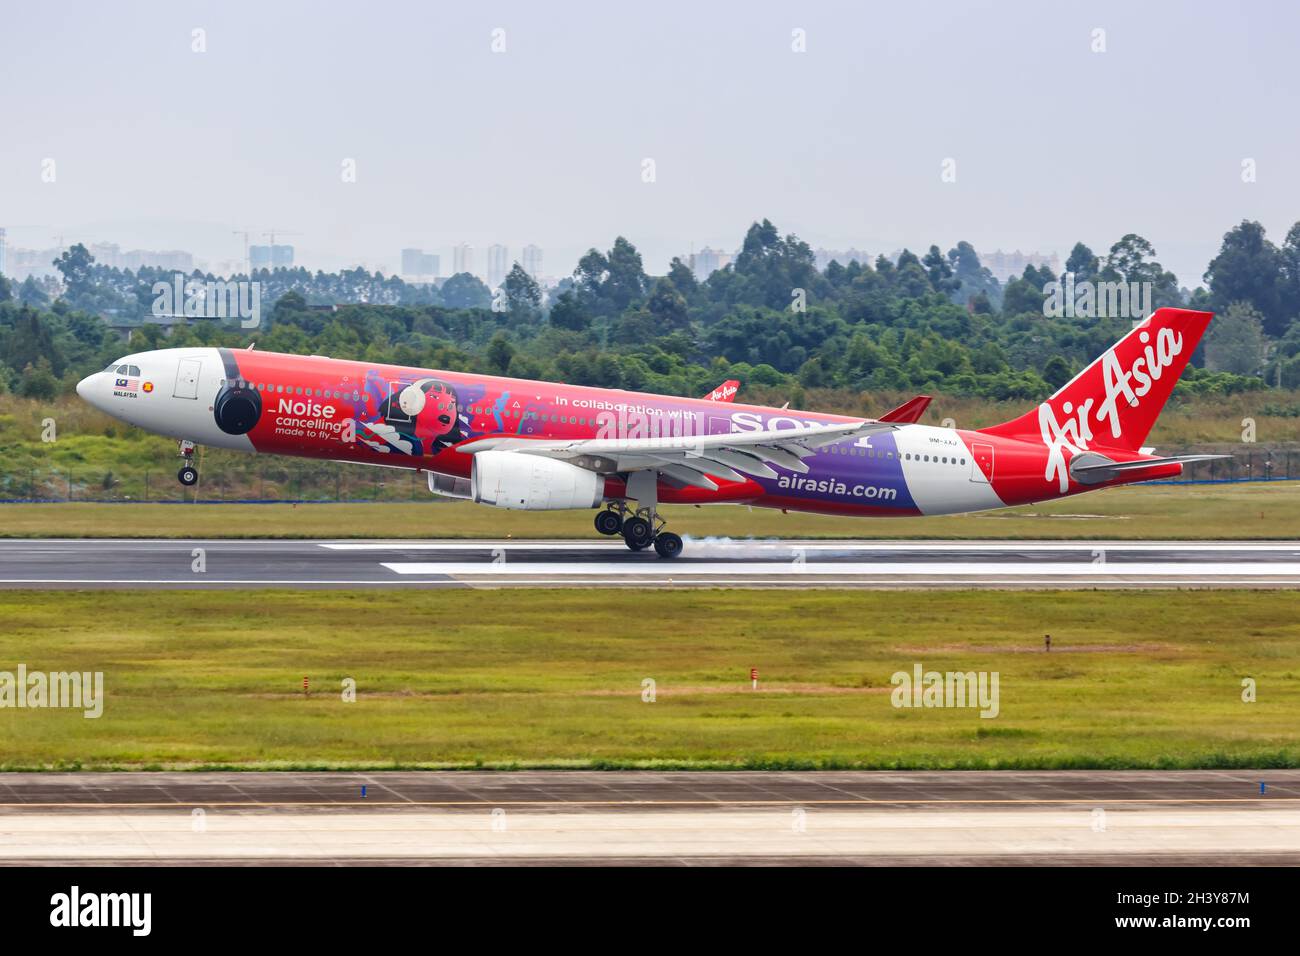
(382, 561, 1300, 576)
(324, 541, 1300, 552)
(3, 797, 1297, 809)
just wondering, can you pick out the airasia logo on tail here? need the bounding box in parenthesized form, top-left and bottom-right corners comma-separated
(1038, 324, 1183, 492)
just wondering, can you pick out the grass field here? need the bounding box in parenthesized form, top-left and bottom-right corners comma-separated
(0, 480, 1296, 539)
(1, 589, 1296, 770)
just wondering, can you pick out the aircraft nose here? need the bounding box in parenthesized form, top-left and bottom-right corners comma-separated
(76, 373, 94, 400)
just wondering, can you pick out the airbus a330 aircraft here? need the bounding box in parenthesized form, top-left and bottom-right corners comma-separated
(77, 307, 1225, 558)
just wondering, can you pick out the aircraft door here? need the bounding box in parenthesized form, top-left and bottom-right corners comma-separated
(970, 442, 994, 483)
(174, 358, 202, 399)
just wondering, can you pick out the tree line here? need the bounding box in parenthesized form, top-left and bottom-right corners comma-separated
(1, 217, 1298, 404)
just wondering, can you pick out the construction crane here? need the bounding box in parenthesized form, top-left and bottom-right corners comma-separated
(232, 229, 255, 275)
(261, 228, 301, 271)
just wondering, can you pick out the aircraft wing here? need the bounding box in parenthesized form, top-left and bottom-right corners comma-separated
(456, 419, 896, 490)
(879, 395, 932, 424)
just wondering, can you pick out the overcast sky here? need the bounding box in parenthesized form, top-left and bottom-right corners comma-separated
(2, 0, 1298, 285)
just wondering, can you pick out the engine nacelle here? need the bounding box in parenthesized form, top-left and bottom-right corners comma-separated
(471, 450, 604, 510)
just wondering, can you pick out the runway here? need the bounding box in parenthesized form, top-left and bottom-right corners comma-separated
(1, 771, 1296, 865)
(0, 538, 1298, 588)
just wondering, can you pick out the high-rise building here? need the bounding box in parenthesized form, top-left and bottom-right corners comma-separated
(690, 246, 731, 279)
(249, 244, 295, 270)
(452, 243, 474, 276)
(401, 248, 440, 279)
(486, 244, 509, 288)
(0, 228, 6, 276)
(521, 244, 543, 280)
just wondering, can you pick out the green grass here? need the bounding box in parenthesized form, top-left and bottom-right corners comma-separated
(1, 480, 1297, 539)
(1, 589, 1296, 770)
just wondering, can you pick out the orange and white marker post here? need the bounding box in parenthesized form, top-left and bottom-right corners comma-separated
(750, 667, 758, 691)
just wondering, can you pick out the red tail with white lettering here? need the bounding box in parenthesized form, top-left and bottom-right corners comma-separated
(980, 308, 1213, 452)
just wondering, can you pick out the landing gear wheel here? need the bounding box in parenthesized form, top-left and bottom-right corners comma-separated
(622, 516, 653, 551)
(594, 510, 624, 536)
(178, 465, 198, 487)
(653, 531, 683, 559)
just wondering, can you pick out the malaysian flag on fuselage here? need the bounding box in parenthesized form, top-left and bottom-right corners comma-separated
(114, 376, 139, 393)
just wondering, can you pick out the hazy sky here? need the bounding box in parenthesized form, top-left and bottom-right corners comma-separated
(2, 0, 1298, 285)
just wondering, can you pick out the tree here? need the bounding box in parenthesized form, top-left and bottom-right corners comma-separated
(502, 264, 542, 322)
(1042, 355, 1073, 390)
(17, 276, 49, 307)
(664, 256, 699, 301)
(604, 237, 648, 312)
(548, 290, 591, 332)
(6, 307, 62, 375)
(440, 272, 492, 310)
(0, 273, 12, 303)
(646, 277, 690, 332)
(1064, 242, 1099, 282)
(1203, 221, 1286, 335)
(946, 241, 1000, 307)
(1001, 266, 1047, 316)
(1278, 221, 1300, 330)
(1204, 301, 1269, 376)
(17, 359, 59, 400)
(923, 245, 958, 295)
(485, 331, 515, 375)
(1099, 234, 1181, 310)
(52, 243, 96, 303)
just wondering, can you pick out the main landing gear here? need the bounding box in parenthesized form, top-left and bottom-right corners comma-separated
(594, 501, 683, 559)
(177, 440, 199, 487)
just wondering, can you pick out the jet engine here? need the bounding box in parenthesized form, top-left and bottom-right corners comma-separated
(471, 450, 604, 510)
(213, 379, 262, 435)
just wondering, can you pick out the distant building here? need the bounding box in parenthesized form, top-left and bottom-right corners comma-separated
(814, 247, 872, 271)
(3, 246, 61, 280)
(979, 249, 1061, 284)
(401, 248, 440, 279)
(0, 227, 6, 276)
(486, 244, 509, 288)
(249, 244, 294, 270)
(689, 246, 732, 279)
(521, 244, 543, 280)
(453, 242, 474, 276)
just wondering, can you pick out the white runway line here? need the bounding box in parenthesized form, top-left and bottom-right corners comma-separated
(382, 561, 1300, 577)
(324, 541, 1300, 552)
(3, 809, 1297, 860)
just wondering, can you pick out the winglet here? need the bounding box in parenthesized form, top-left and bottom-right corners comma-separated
(703, 380, 740, 402)
(879, 395, 932, 424)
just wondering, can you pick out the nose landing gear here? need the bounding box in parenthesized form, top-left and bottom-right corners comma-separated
(177, 440, 199, 487)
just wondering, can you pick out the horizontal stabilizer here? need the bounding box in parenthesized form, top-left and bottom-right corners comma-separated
(1069, 453, 1231, 484)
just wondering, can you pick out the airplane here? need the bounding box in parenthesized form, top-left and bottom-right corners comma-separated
(77, 307, 1226, 559)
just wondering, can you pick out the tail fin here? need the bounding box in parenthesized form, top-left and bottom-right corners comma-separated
(703, 379, 740, 402)
(981, 308, 1213, 452)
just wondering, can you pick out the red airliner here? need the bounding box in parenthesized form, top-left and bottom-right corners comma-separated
(78, 307, 1225, 558)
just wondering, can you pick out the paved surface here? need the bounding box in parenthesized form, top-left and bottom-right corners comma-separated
(0, 771, 1295, 865)
(0, 539, 1298, 588)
